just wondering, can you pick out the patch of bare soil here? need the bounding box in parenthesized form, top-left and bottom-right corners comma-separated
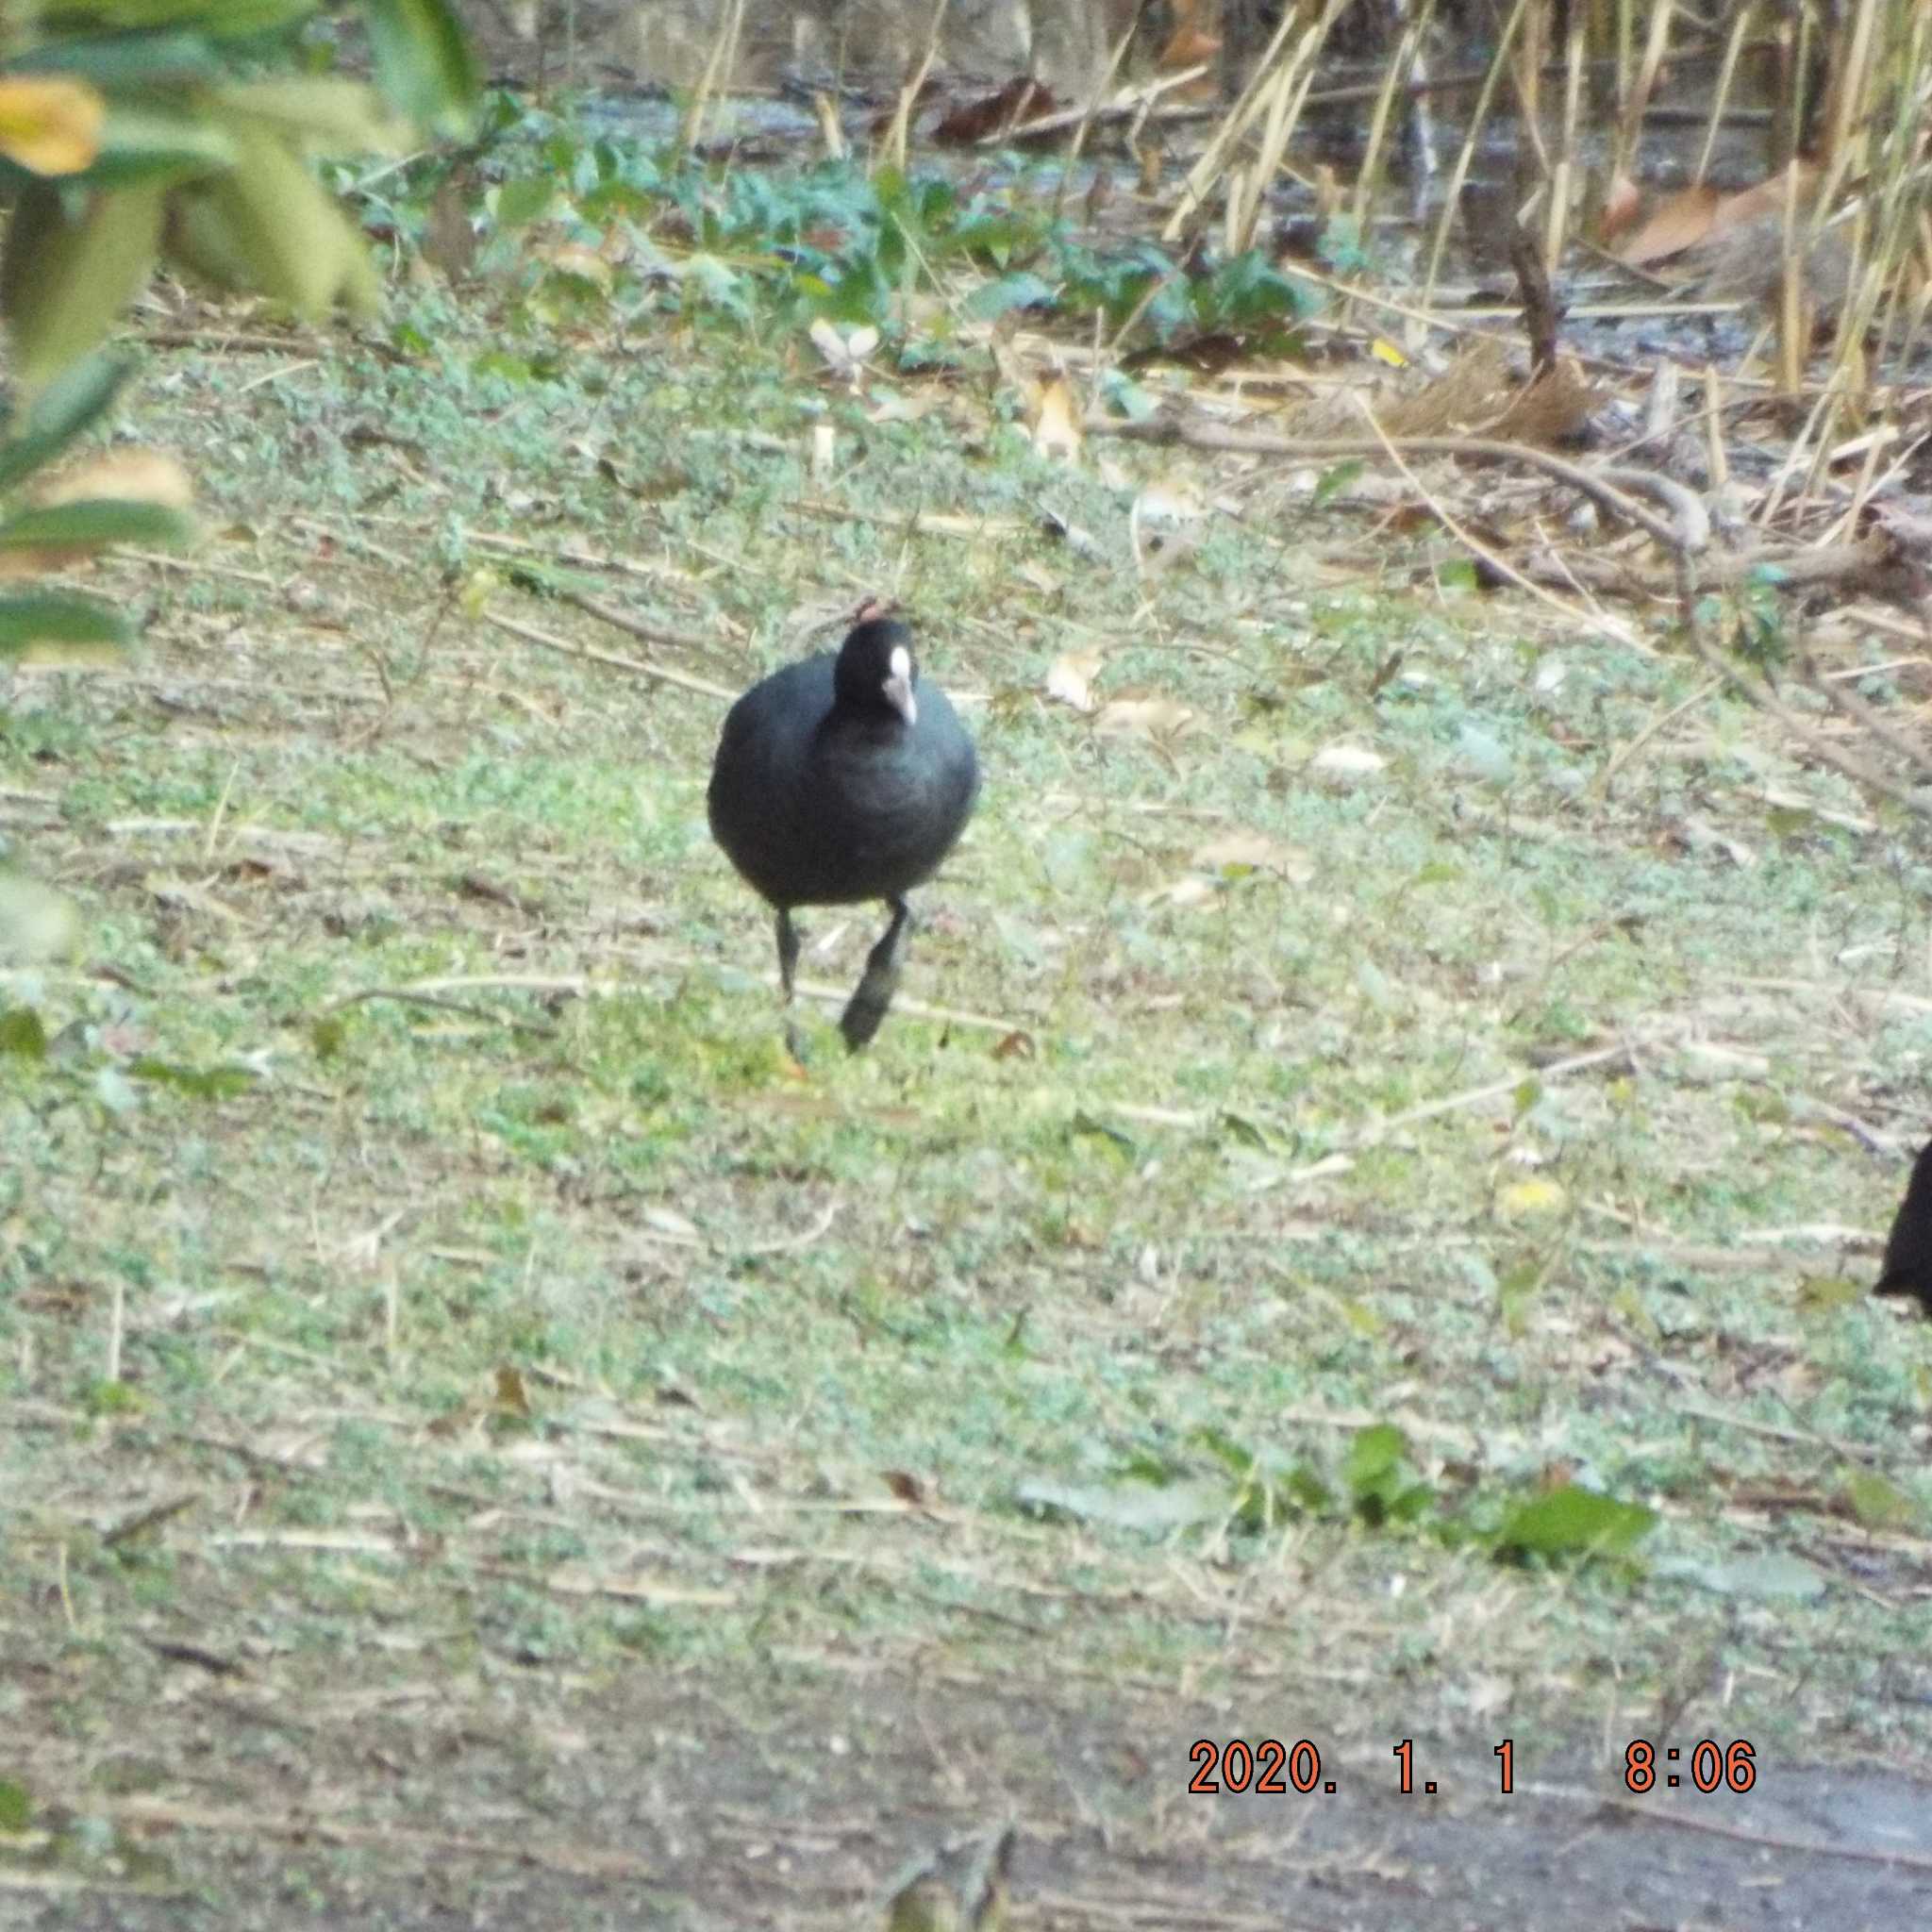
(11, 1647, 1932, 1928)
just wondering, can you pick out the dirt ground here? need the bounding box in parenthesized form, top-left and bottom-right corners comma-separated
(11, 1658, 1932, 1926)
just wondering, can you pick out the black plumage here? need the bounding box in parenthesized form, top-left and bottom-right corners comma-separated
(708, 612, 978, 1050)
(1876, 1140, 1932, 1315)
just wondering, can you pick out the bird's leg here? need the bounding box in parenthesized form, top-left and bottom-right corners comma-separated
(774, 908, 810, 1060)
(840, 896, 913, 1051)
(774, 908, 800, 1002)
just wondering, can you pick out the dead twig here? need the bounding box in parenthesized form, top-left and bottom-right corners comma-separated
(1684, 624, 1932, 818)
(56, 1795, 655, 1881)
(483, 607, 736, 701)
(320, 987, 558, 1036)
(1092, 414, 1709, 561)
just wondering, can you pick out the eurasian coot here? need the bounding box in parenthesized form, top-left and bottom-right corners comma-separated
(708, 610, 979, 1050)
(1876, 1140, 1932, 1315)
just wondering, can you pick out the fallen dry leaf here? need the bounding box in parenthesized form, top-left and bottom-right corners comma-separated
(1129, 476, 1207, 577)
(808, 316, 878, 388)
(1309, 743, 1387, 780)
(1611, 184, 1723, 266)
(1028, 374, 1082, 461)
(35, 448, 193, 510)
(933, 75, 1058, 143)
(1044, 647, 1105, 712)
(1141, 873, 1220, 910)
(1094, 695, 1194, 739)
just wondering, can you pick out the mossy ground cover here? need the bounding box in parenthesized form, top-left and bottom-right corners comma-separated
(4, 138, 1932, 1927)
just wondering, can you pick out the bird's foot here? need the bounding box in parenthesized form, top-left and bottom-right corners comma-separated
(838, 986, 890, 1052)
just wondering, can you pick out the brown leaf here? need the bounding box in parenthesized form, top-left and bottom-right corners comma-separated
(1611, 184, 1722, 266)
(933, 76, 1058, 144)
(1028, 374, 1082, 461)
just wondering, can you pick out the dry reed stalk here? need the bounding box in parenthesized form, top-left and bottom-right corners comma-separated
(1422, 0, 1527, 305)
(1228, 20, 1329, 253)
(1544, 10, 1586, 270)
(676, 0, 747, 158)
(1161, 0, 1342, 243)
(1049, 0, 1148, 226)
(1774, 153, 1808, 397)
(1611, 0, 1676, 189)
(1692, 6, 1758, 187)
(1861, 13, 1932, 380)
(1820, 0, 1880, 178)
(1350, 0, 1440, 242)
(876, 0, 950, 176)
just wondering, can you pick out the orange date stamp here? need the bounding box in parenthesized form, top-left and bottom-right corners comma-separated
(1188, 1737, 1758, 1797)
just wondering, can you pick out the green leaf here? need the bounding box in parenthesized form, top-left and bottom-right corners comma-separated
(1014, 1474, 1228, 1532)
(1843, 1470, 1915, 1533)
(0, 1007, 48, 1057)
(1342, 1423, 1407, 1494)
(964, 270, 1055, 321)
(0, 178, 164, 397)
(129, 1057, 258, 1100)
(86, 100, 240, 185)
(360, 0, 480, 133)
(195, 118, 379, 316)
(1655, 1552, 1826, 1601)
(0, 1778, 31, 1830)
(0, 349, 137, 494)
(1069, 1109, 1135, 1156)
(0, 497, 193, 552)
(0, 589, 133, 658)
(219, 77, 407, 154)
(492, 175, 554, 228)
(1312, 458, 1363, 508)
(1494, 1484, 1655, 1560)
(1096, 368, 1157, 421)
(41, 0, 310, 33)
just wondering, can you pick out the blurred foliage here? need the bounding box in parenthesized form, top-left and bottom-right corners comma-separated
(382, 93, 1321, 381)
(0, 1, 476, 958)
(0, 1, 476, 395)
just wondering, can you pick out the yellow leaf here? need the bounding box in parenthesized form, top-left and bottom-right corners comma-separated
(1369, 337, 1407, 367)
(0, 77, 104, 177)
(1496, 1176, 1568, 1221)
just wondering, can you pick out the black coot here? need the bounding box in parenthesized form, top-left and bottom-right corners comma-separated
(1876, 1140, 1932, 1315)
(708, 610, 979, 1050)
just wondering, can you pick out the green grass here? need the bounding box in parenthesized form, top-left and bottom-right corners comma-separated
(4, 229, 1932, 1920)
